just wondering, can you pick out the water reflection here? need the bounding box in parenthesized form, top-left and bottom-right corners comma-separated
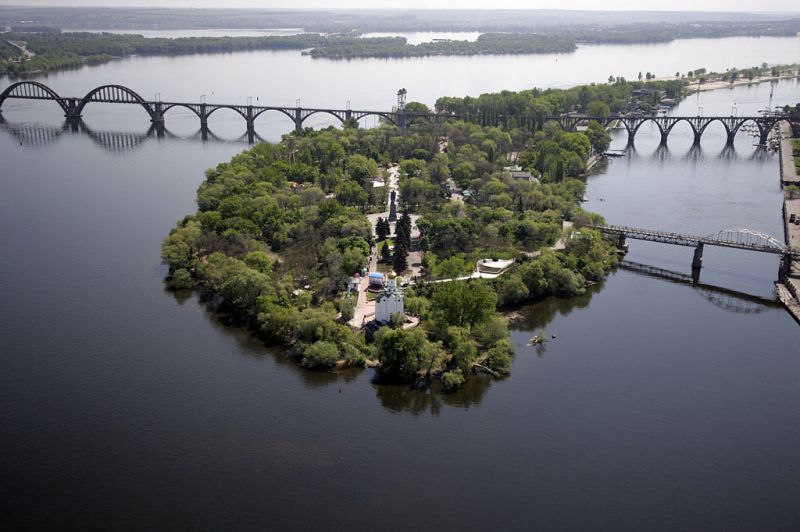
(373, 374, 493, 415)
(0, 117, 262, 153)
(618, 260, 779, 314)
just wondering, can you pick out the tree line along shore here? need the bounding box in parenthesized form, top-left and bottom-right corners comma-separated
(2, 26, 800, 75)
(162, 77, 790, 391)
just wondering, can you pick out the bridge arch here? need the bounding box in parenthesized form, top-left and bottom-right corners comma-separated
(663, 117, 698, 139)
(703, 228, 787, 252)
(353, 112, 397, 125)
(204, 105, 248, 122)
(161, 103, 203, 120)
(0, 81, 69, 114)
(301, 109, 346, 126)
(730, 118, 765, 141)
(252, 107, 296, 123)
(77, 84, 155, 120)
(697, 117, 732, 140)
(632, 117, 664, 138)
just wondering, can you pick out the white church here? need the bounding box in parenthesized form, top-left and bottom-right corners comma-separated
(375, 273, 404, 324)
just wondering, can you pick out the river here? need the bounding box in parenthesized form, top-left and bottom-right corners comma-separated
(1, 35, 800, 530)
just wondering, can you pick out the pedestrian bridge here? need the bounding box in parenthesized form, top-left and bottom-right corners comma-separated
(588, 224, 799, 276)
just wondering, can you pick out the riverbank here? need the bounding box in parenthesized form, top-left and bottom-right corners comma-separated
(686, 72, 800, 95)
(778, 121, 800, 324)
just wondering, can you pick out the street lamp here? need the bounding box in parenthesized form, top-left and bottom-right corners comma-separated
(346, 100, 351, 110)
(296, 98, 301, 108)
(154, 92, 160, 102)
(731, 104, 738, 117)
(200, 94, 206, 104)
(698, 106, 703, 116)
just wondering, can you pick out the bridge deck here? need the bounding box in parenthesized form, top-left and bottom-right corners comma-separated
(590, 224, 800, 257)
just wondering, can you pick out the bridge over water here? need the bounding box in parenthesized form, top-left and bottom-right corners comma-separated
(590, 224, 800, 278)
(1, 81, 796, 144)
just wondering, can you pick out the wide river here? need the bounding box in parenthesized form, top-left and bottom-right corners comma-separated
(1, 35, 800, 530)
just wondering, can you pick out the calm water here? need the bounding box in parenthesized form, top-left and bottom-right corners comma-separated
(2, 37, 800, 530)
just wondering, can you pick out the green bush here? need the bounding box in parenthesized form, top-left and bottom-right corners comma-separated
(441, 369, 466, 391)
(299, 341, 340, 369)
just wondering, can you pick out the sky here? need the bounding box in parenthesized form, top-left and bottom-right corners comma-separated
(4, 0, 799, 12)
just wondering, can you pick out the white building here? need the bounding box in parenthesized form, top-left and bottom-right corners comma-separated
(375, 273, 404, 324)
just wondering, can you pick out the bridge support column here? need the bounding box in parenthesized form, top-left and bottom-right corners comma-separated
(294, 108, 303, 131)
(627, 132, 635, 145)
(693, 131, 702, 145)
(151, 102, 165, 126)
(779, 254, 792, 281)
(200, 104, 208, 130)
(726, 131, 736, 145)
(397, 111, 407, 130)
(660, 131, 669, 145)
(64, 98, 81, 119)
(617, 234, 628, 252)
(246, 105, 255, 134)
(692, 243, 704, 270)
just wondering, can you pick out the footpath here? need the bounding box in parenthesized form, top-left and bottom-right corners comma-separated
(777, 122, 800, 324)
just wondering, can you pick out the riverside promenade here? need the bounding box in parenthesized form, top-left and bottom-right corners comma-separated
(778, 122, 800, 323)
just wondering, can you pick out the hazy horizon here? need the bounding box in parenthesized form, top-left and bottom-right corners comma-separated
(2, 1, 799, 13)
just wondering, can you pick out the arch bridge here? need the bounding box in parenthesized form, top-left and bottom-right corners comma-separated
(589, 224, 799, 279)
(543, 114, 796, 145)
(0, 81, 456, 132)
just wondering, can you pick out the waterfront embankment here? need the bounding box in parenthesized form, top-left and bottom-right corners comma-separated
(778, 121, 800, 324)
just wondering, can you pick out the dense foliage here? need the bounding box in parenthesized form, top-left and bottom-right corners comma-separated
(0, 32, 399, 74)
(435, 78, 687, 130)
(308, 33, 576, 59)
(161, 90, 625, 389)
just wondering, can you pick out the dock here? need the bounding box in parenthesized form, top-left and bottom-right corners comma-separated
(779, 121, 800, 322)
(779, 122, 800, 186)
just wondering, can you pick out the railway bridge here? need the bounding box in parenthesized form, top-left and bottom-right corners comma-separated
(1, 81, 795, 144)
(0, 81, 451, 132)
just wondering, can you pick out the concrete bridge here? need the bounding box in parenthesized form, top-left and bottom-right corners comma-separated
(0, 114, 260, 153)
(0, 81, 453, 132)
(589, 224, 800, 279)
(546, 113, 797, 145)
(2, 81, 795, 143)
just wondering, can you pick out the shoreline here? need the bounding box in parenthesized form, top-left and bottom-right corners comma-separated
(777, 121, 800, 325)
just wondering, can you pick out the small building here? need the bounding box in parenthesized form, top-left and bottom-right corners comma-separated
(477, 258, 515, 277)
(348, 273, 361, 294)
(368, 272, 385, 291)
(376, 274, 404, 324)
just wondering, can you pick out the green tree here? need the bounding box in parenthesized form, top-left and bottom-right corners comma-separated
(393, 241, 409, 274)
(586, 100, 611, 118)
(380, 241, 392, 263)
(431, 281, 497, 329)
(375, 216, 389, 241)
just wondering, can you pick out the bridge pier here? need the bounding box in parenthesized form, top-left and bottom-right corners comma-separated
(294, 108, 303, 131)
(151, 102, 165, 126)
(691, 243, 704, 270)
(199, 104, 208, 129)
(660, 131, 669, 145)
(617, 233, 628, 251)
(693, 131, 702, 145)
(64, 98, 81, 119)
(779, 254, 792, 281)
(246, 105, 255, 134)
(726, 131, 736, 145)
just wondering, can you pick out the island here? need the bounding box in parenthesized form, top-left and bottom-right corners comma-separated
(160, 80, 683, 391)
